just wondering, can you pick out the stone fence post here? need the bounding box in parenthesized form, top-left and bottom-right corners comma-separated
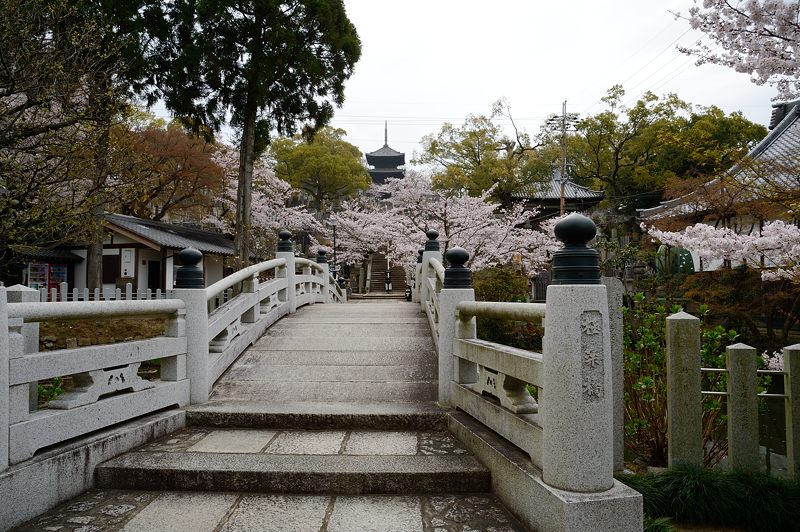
(726, 343, 759, 471)
(1, 287, 9, 473)
(172, 248, 210, 404)
(6, 285, 39, 412)
(601, 276, 625, 473)
(437, 248, 476, 406)
(317, 249, 331, 303)
(419, 231, 442, 313)
(542, 213, 614, 493)
(413, 249, 423, 304)
(276, 231, 297, 313)
(785, 345, 800, 477)
(666, 311, 702, 467)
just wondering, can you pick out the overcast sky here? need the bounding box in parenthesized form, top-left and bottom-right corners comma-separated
(330, 0, 778, 166)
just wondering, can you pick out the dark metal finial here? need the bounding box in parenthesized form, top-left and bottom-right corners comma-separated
(416, 248, 424, 264)
(316, 249, 328, 264)
(277, 230, 293, 252)
(443, 247, 472, 289)
(551, 213, 600, 285)
(424, 229, 440, 252)
(174, 248, 204, 288)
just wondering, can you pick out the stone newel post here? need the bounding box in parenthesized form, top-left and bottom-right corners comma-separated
(437, 247, 476, 406)
(317, 249, 331, 303)
(542, 213, 614, 493)
(412, 249, 423, 304)
(276, 230, 297, 313)
(419, 230, 442, 313)
(0, 287, 9, 472)
(172, 247, 210, 404)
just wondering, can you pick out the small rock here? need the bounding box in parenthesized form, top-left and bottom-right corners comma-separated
(65, 338, 78, 349)
(42, 335, 57, 343)
(78, 337, 91, 347)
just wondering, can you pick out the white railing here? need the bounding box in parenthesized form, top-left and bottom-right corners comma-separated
(0, 290, 189, 467)
(35, 282, 169, 303)
(416, 232, 628, 505)
(0, 234, 345, 472)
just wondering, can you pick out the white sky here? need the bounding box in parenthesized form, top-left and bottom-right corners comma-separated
(330, 0, 778, 166)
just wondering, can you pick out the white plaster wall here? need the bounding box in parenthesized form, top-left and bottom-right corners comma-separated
(73, 250, 88, 290)
(204, 255, 224, 286)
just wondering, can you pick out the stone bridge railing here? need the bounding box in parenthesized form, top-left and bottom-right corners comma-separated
(417, 214, 642, 531)
(0, 230, 343, 472)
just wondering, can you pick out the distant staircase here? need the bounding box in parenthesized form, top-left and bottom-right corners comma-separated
(368, 252, 406, 294)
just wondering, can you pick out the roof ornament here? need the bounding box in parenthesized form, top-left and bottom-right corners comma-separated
(384, 120, 388, 146)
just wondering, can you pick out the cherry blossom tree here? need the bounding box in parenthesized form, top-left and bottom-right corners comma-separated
(678, 0, 800, 99)
(209, 145, 323, 258)
(331, 173, 560, 274)
(645, 220, 800, 282)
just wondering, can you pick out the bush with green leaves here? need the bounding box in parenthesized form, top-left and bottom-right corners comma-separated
(624, 293, 738, 466)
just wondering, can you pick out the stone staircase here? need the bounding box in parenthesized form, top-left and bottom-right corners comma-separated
(17, 302, 525, 531)
(368, 253, 406, 293)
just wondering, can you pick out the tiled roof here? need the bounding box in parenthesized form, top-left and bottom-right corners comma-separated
(10, 246, 84, 263)
(104, 214, 235, 255)
(640, 100, 800, 221)
(365, 144, 404, 158)
(513, 176, 604, 200)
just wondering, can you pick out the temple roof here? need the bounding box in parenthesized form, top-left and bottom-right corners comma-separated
(513, 168, 604, 201)
(365, 144, 404, 158)
(639, 99, 800, 221)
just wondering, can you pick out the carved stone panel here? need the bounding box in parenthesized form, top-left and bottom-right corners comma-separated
(209, 317, 242, 353)
(48, 363, 154, 409)
(473, 366, 538, 414)
(580, 311, 604, 403)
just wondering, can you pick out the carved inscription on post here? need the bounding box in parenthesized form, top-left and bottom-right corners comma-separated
(581, 311, 604, 402)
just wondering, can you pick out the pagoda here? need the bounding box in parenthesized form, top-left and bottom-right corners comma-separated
(365, 122, 405, 184)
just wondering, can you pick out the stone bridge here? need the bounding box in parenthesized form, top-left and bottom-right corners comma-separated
(1, 218, 643, 531)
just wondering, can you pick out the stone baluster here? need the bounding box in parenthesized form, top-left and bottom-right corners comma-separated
(241, 269, 260, 323)
(317, 249, 330, 303)
(419, 230, 441, 313)
(172, 247, 210, 404)
(276, 230, 297, 313)
(726, 343, 759, 471)
(666, 311, 702, 467)
(542, 213, 614, 493)
(438, 248, 477, 406)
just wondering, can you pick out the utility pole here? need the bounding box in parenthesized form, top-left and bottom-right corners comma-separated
(560, 100, 568, 216)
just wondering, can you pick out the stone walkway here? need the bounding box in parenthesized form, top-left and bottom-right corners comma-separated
(14, 302, 526, 531)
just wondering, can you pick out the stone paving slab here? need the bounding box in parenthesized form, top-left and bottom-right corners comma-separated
(14, 490, 526, 532)
(186, 429, 277, 453)
(266, 430, 347, 455)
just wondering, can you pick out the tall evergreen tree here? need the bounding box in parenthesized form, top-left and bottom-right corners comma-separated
(157, 0, 361, 267)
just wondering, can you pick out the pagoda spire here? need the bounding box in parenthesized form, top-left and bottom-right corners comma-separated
(384, 120, 388, 146)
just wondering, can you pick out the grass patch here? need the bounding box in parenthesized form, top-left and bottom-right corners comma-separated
(617, 465, 800, 532)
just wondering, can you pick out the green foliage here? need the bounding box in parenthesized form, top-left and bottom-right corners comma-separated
(270, 126, 370, 213)
(414, 99, 541, 205)
(38, 377, 64, 407)
(623, 292, 736, 466)
(473, 266, 542, 350)
(617, 465, 800, 531)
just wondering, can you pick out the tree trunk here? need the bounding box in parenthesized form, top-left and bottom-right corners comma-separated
(235, 101, 257, 270)
(86, 100, 112, 291)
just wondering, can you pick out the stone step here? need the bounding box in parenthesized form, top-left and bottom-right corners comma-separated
(281, 315, 426, 324)
(186, 400, 446, 430)
(96, 428, 489, 494)
(210, 379, 437, 402)
(251, 336, 434, 352)
(265, 323, 430, 337)
(222, 363, 436, 383)
(233, 349, 435, 367)
(18, 490, 526, 531)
